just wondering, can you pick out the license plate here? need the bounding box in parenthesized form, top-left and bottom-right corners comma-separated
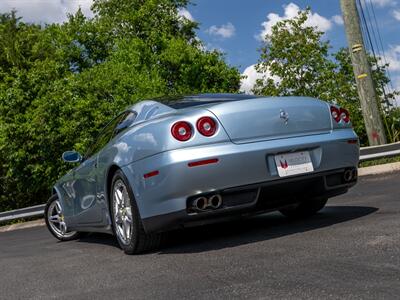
(274, 151, 314, 177)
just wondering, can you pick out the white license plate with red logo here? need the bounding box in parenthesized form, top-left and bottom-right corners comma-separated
(274, 151, 314, 177)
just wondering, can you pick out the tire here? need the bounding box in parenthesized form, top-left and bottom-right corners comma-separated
(45, 194, 81, 241)
(110, 170, 162, 254)
(279, 197, 328, 219)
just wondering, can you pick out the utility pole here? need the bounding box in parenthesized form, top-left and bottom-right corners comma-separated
(340, 0, 387, 145)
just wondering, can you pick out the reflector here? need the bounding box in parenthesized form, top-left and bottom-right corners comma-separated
(188, 158, 219, 167)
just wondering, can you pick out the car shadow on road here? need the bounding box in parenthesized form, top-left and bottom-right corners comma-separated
(158, 205, 378, 254)
(76, 205, 377, 254)
(77, 232, 119, 248)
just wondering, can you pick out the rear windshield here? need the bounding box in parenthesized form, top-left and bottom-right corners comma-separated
(167, 100, 233, 109)
(159, 94, 260, 109)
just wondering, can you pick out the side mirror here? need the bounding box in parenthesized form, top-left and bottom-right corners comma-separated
(62, 151, 82, 163)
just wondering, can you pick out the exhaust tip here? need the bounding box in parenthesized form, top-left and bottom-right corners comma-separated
(193, 197, 208, 211)
(209, 194, 223, 209)
(343, 169, 353, 182)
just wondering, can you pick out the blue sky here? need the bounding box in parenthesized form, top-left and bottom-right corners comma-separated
(192, 0, 347, 69)
(184, 0, 400, 93)
(1, 0, 399, 94)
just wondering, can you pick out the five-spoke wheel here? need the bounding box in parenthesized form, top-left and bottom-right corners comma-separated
(111, 170, 162, 254)
(112, 179, 133, 245)
(45, 194, 80, 241)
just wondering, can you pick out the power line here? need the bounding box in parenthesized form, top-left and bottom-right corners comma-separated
(366, 0, 396, 94)
(340, 0, 388, 145)
(361, 0, 391, 106)
(356, 0, 393, 141)
(363, 0, 392, 101)
(356, 0, 376, 56)
(363, 0, 381, 60)
(357, 0, 391, 108)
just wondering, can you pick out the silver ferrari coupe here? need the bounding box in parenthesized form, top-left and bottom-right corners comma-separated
(45, 94, 359, 254)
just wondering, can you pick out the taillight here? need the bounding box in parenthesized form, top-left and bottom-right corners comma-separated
(196, 117, 217, 137)
(340, 108, 350, 123)
(171, 121, 192, 141)
(330, 106, 350, 123)
(330, 106, 341, 123)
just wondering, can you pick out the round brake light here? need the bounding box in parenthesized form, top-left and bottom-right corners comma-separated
(171, 121, 192, 141)
(340, 108, 350, 123)
(196, 117, 217, 137)
(330, 106, 341, 123)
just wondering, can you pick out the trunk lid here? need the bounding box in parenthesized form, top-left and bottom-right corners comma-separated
(205, 97, 332, 144)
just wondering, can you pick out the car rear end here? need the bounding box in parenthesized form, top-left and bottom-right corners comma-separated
(121, 96, 359, 233)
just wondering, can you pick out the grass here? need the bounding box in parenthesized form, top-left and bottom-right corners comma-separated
(359, 155, 400, 168)
(0, 216, 43, 227)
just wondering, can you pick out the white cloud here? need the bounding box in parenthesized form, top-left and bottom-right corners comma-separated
(204, 43, 224, 52)
(384, 45, 400, 106)
(0, 0, 93, 24)
(240, 64, 280, 94)
(207, 22, 236, 39)
(257, 3, 333, 41)
(178, 8, 194, 21)
(386, 45, 400, 72)
(332, 15, 344, 25)
(240, 65, 263, 93)
(370, 0, 397, 7)
(393, 9, 400, 21)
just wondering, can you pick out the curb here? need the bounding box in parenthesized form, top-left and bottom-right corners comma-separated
(0, 219, 45, 233)
(358, 161, 400, 176)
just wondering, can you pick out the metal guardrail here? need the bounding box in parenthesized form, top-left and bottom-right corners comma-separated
(359, 141, 400, 162)
(0, 204, 45, 223)
(1, 142, 399, 224)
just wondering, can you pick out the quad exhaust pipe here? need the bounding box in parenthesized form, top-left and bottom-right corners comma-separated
(343, 168, 357, 183)
(192, 196, 208, 210)
(209, 194, 223, 209)
(192, 194, 223, 211)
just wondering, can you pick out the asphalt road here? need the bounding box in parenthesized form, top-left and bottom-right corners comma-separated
(1, 172, 399, 300)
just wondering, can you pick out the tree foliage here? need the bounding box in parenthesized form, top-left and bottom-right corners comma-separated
(254, 9, 399, 147)
(0, 1, 241, 211)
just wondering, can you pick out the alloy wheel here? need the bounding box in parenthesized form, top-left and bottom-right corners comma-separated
(112, 179, 133, 245)
(47, 199, 77, 238)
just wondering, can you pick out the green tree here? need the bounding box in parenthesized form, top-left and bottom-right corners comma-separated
(0, 1, 241, 212)
(253, 9, 398, 146)
(254, 9, 336, 99)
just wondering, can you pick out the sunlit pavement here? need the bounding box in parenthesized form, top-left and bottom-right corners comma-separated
(1, 172, 399, 299)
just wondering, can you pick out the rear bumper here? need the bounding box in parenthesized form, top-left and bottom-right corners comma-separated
(121, 129, 359, 231)
(142, 168, 356, 233)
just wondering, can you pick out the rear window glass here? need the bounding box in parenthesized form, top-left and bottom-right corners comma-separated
(159, 94, 260, 109)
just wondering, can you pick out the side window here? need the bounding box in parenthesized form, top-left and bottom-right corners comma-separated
(113, 111, 137, 138)
(85, 113, 127, 158)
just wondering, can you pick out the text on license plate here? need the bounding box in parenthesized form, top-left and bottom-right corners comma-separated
(274, 151, 314, 177)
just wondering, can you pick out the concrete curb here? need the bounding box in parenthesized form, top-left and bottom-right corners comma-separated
(0, 219, 45, 233)
(358, 162, 400, 176)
